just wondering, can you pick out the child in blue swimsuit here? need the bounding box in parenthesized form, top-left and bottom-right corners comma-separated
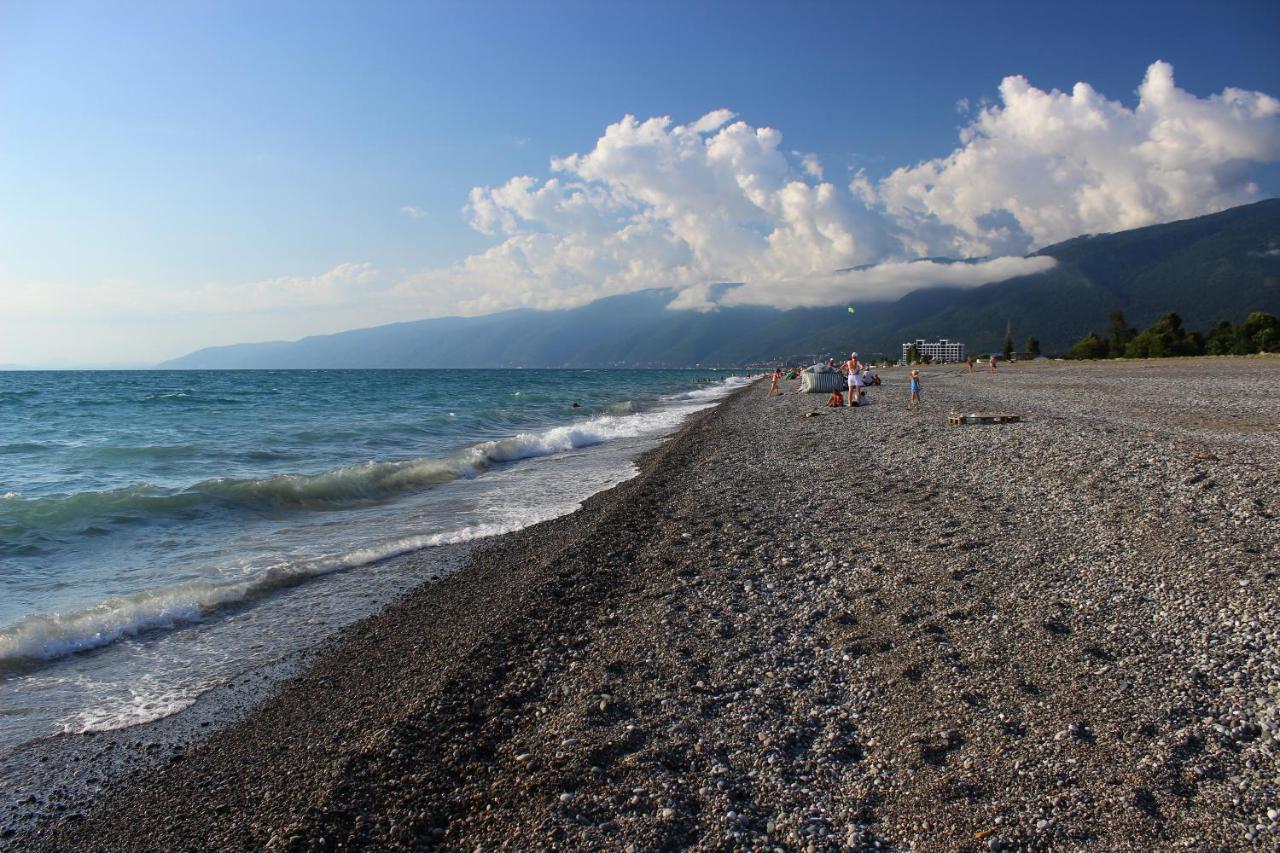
(909, 370, 922, 408)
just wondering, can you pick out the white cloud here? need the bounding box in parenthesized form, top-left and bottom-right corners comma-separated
(453, 109, 898, 312)
(799, 152, 824, 179)
(879, 60, 1280, 257)
(437, 60, 1279, 314)
(715, 256, 1059, 309)
(400, 205, 429, 219)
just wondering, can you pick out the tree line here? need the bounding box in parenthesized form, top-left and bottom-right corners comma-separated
(1067, 310, 1279, 360)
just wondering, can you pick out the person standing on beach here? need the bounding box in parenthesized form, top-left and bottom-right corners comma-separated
(768, 368, 782, 396)
(988, 354, 998, 374)
(909, 369, 923, 408)
(967, 355, 975, 376)
(844, 352, 862, 407)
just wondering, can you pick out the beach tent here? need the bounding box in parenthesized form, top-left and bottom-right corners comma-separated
(799, 363, 846, 393)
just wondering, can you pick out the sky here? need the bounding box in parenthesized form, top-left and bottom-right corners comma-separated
(2, 0, 1279, 365)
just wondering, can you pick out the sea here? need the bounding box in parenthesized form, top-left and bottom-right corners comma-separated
(0, 368, 749, 756)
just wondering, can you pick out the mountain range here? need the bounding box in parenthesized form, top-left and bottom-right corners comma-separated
(163, 199, 1280, 368)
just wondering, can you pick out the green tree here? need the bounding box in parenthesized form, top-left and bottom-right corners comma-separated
(1107, 310, 1136, 357)
(905, 343, 920, 364)
(1002, 320, 1014, 361)
(1068, 332, 1108, 359)
(1240, 311, 1280, 353)
(1025, 336, 1041, 357)
(1124, 312, 1204, 358)
(1205, 320, 1238, 355)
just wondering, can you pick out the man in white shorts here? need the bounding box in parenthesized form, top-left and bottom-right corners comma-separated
(844, 352, 863, 407)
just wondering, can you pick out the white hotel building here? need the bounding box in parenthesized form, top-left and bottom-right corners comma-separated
(901, 338, 966, 364)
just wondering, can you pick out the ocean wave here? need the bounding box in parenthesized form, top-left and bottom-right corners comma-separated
(0, 383, 740, 540)
(0, 523, 523, 670)
(665, 375, 752, 401)
(2, 376, 742, 556)
(0, 485, 205, 540)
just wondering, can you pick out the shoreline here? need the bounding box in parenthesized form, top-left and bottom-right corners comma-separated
(0, 373, 750, 829)
(0, 542, 475, 840)
(15, 359, 1280, 849)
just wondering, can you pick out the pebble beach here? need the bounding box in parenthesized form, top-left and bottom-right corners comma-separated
(13, 357, 1280, 851)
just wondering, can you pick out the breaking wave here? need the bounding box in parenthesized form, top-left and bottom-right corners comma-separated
(0, 523, 523, 670)
(0, 379, 749, 543)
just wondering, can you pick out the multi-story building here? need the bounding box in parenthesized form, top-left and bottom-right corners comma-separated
(901, 338, 966, 364)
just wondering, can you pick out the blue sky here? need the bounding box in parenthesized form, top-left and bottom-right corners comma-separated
(2, 0, 1279, 364)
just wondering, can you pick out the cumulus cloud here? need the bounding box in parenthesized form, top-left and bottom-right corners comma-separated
(427, 61, 1279, 315)
(400, 206, 428, 219)
(879, 60, 1280, 257)
(451, 108, 899, 313)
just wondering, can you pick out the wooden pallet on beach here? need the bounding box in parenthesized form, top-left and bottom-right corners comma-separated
(948, 412, 1021, 426)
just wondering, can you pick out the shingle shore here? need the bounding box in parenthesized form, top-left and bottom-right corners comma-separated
(17, 358, 1280, 851)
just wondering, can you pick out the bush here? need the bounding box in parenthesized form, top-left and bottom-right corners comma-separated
(1241, 311, 1280, 353)
(1068, 332, 1109, 359)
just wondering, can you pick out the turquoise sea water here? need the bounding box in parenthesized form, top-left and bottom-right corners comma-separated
(0, 369, 747, 751)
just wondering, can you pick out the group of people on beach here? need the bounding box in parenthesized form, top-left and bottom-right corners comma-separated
(768, 347, 1008, 410)
(768, 352, 927, 409)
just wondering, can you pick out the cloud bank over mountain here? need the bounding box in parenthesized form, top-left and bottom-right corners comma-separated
(406, 60, 1276, 314)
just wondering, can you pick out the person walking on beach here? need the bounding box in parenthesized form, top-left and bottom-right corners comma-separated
(967, 355, 975, 376)
(844, 352, 863, 407)
(988, 354, 998, 374)
(909, 369, 923, 409)
(768, 368, 782, 396)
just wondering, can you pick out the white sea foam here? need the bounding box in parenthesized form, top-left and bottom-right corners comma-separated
(664, 375, 753, 402)
(0, 531, 473, 668)
(59, 674, 199, 735)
